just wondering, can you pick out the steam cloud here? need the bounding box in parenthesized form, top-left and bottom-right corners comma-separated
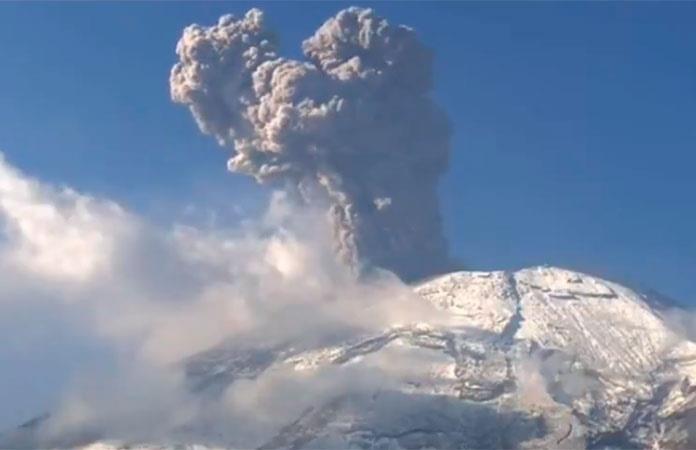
(0, 152, 445, 448)
(170, 7, 454, 281)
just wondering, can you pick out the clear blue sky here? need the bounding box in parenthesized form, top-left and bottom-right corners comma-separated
(0, 2, 694, 303)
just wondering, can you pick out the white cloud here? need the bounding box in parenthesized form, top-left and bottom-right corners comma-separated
(0, 154, 126, 282)
(0, 152, 442, 448)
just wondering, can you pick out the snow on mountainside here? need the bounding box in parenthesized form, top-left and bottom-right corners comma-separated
(5, 266, 696, 449)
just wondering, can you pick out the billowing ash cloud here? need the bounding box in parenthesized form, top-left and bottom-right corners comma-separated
(170, 7, 454, 280)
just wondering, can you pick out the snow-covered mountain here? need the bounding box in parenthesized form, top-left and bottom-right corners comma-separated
(5, 266, 696, 449)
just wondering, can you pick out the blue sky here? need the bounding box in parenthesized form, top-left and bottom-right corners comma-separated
(0, 2, 694, 303)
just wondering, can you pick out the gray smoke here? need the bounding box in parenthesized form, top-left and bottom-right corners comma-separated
(170, 7, 454, 281)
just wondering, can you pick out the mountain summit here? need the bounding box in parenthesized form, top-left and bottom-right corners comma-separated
(5, 266, 696, 449)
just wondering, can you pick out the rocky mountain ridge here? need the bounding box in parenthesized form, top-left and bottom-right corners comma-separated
(5, 266, 696, 449)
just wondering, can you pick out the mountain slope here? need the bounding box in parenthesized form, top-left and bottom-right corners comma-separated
(5, 266, 696, 449)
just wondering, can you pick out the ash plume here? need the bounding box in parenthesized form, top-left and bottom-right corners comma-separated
(170, 7, 454, 281)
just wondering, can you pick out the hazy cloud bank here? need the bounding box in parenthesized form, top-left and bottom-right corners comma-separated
(0, 151, 447, 448)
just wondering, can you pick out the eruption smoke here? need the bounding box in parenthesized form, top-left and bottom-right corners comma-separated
(170, 7, 454, 280)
